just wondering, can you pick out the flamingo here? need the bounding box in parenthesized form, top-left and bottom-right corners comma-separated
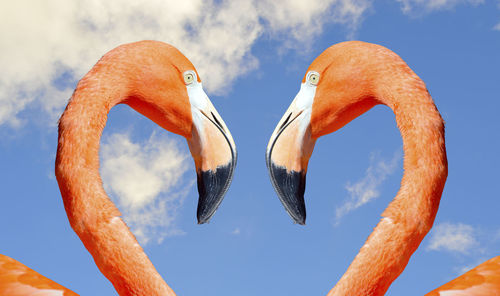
(266, 41, 500, 296)
(0, 40, 236, 295)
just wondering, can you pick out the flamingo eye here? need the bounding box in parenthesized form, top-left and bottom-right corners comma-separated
(184, 72, 195, 84)
(307, 72, 319, 85)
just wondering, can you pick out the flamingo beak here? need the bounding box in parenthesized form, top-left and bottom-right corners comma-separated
(186, 83, 237, 224)
(266, 83, 317, 225)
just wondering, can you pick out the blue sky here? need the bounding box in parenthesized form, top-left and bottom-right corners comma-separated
(1, 0, 499, 295)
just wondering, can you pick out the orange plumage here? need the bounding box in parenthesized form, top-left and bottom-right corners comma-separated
(0, 254, 77, 296)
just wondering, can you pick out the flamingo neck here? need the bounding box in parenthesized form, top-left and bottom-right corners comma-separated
(55, 71, 176, 295)
(328, 77, 448, 296)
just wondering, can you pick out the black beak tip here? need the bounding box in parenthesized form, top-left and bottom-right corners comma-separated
(197, 215, 210, 225)
(268, 162, 307, 225)
(293, 215, 306, 226)
(196, 163, 233, 224)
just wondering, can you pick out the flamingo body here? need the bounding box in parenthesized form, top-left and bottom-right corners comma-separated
(426, 256, 500, 296)
(0, 254, 77, 295)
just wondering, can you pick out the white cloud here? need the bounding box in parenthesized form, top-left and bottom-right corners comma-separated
(335, 149, 401, 224)
(427, 222, 479, 254)
(397, 0, 483, 14)
(257, 0, 371, 47)
(494, 22, 500, 31)
(231, 228, 241, 235)
(0, 0, 370, 128)
(100, 131, 193, 245)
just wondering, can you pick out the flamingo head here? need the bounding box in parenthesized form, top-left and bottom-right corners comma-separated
(266, 41, 380, 224)
(121, 41, 237, 224)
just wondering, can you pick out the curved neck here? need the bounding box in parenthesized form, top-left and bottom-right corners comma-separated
(55, 71, 176, 295)
(328, 77, 448, 295)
